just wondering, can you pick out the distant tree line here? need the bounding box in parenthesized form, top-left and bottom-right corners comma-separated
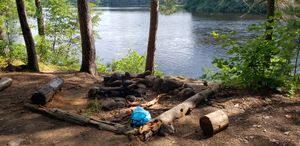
(101, 0, 150, 7)
(185, 0, 267, 14)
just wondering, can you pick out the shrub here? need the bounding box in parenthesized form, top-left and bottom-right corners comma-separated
(111, 50, 163, 76)
(210, 17, 299, 96)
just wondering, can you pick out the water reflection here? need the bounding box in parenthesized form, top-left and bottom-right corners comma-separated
(94, 9, 264, 78)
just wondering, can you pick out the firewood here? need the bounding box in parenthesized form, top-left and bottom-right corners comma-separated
(24, 103, 138, 135)
(0, 77, 13, 91)
(127, 94, 166, 108)
(139, 85, 220, 141)
(31, 77, 64, 105)
(200, 110, 229, 136)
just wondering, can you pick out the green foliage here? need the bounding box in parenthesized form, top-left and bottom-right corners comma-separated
(185, 0, 266, 14)
(96, 59, 109, 73)
(0, 0, 35, 64)
(109, 50, 163, 76)
(111, 50, 146, 74)
(210, 17, 299, 96)
(86, 99, 101, 113)
(41, 0, 80, 65)
(160, 0, 182, 15)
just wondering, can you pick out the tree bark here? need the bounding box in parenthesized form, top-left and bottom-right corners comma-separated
(0, 28, 5, 40)
(16, 0, 39, 72)
(266, 0, 275, 40)
(139, 85, 220, 140)
(145, 0, 159, 73)
(200, 110, 229, 136)
(31, 77, 64, 105)
(0, 77, 13, 91)
(77, 0, 97, 76)
(35, 0, 45, 36)
(294, 36, 300, 77)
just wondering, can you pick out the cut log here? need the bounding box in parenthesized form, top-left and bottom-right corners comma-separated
(200, 110, 229, 136)
(31, 77, 64, 105)
(139, 85, 220, 141)
(0, 77, 13, 91)
(24, 103, 138, 135)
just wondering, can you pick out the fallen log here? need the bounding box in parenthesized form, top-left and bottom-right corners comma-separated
(31, 77, 64, 105)
(24, 103, 138, 135)
(139, 85, 220, 141)
(200, 110, 229, 136)
(0, 77, 13, 91)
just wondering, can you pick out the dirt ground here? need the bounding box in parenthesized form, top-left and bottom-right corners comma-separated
(0, 72, 299, 146)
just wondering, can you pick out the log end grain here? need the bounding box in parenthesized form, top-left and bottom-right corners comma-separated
(200, 110, 229, 136)
(31, 92, 47, 105)
(0, 77, 13, 91)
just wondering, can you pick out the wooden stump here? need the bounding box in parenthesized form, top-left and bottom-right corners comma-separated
(0, 77, 13, 91)
(199, 110, 229, 136)
(31, 77, 64, 105)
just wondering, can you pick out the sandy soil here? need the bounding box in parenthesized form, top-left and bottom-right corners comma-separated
(0, 72, 299, 146)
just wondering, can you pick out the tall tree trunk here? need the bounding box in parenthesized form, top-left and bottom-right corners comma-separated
(0, 28, 4, 40)
(35, 0, 45, 36)
(266, 0, 275, 40)
(16, 0, 39, 72)
(294, 37, 300, 78)
(145, 0, 159, 73)
(78, 0, 97, 76)
(34, 0, 46, 59)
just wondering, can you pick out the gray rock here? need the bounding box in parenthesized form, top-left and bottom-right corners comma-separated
(153, 78, 163, 91)
(177, 88, 196, 99)
(126, 95, 137, 102)
(169, 89, 180, 95)
(88, 87, 100, 99)
(101, 98, 126, 111)
(107, 80, 122, 87)
(134, 88, 146, 97)
(144, 75, 156, 87)
(159, 79, 183, 93)
(137, 83, 147, 89)
(123, 80, 136, 87)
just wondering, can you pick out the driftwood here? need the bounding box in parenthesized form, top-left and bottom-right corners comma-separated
(139, 85, 220, 140)
(24, 103, 138, 135)
(31, 77, 64, 105)
(128, 94, 166, 108)
(0, 77, 13, 91)
(200, 110, 229, 136)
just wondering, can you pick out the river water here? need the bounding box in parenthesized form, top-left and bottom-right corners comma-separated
(94, 8, 264, 78)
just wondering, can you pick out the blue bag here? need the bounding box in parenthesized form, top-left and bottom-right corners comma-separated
(130, 106, 151, 127)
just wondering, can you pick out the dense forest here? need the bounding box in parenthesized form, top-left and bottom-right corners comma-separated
(185, 0, 267, 14)
(0, 0, 299, 145)
(71, 0, 267, 14)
